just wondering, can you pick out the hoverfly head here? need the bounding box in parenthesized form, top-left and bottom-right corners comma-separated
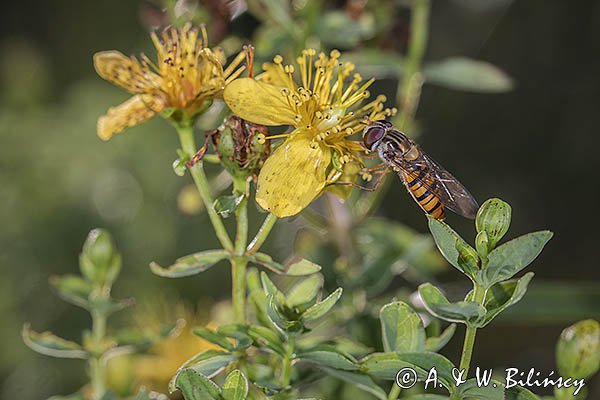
(362, 120, 391, 150)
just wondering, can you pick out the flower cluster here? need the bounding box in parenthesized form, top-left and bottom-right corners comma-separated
(94, 23, 245, 140)
(224, 49, 396, 217)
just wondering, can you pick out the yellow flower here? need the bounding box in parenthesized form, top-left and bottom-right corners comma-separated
(94, 23, 245, 140)
(223, 49, 395, 217)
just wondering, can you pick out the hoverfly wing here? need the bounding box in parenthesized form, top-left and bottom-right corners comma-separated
(389, 151, 478, 219)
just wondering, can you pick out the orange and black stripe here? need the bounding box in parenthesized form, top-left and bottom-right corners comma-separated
(402, 169, 445, 220)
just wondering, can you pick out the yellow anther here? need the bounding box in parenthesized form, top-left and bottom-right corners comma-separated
(342, 155, 350, 164)
(330, 49, 341, 59)
(285, 65, 295, 74)
(362, 172, 373, 182)
(345, 128, 354, 135)
(257, 133, 266, 144)
(273, 55, 283, 64)
(310, 141, 319, 149)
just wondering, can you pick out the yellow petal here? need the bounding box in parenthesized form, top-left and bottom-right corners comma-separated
(97, 95, 158, 140)
(223, 78, 297, 126)
(94, 50, 157, 94)
(256, 135, 331, 217)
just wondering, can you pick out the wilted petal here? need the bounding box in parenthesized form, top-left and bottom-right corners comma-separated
(97, 95, 158, 140)
(94, 50, 157, 94)
(256, 135, 331, 218)
(223, 78, 297, 126)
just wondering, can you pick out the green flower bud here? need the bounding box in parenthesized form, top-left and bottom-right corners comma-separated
(556, 319, 600, 379)
(475, 198, 512, 250)
(456, 240, 480, 275)
(79, 229, 122, 288)
(213, 115, 271, 182)
(475, 231, 489, 260)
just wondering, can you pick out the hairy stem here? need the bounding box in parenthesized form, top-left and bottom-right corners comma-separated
(396, 0, 430, 130)
(459, 283, 486, 375)
(177, 123, 234, 252)
(247, 213, 277, 254)
(89, 310, 107, 400)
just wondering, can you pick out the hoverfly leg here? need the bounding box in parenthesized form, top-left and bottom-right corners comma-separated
(335, 167, 389, 192)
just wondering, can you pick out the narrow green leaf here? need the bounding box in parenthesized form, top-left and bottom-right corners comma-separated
(245, 253, 286, 273)
(49, 274, 92, 309)
(247, 325, 285, 356)
(425, 324, 457, 352)
(22, 324, 87, 359)
(193, 326, 234, 351)
(424, 57, 514, 93)
(299, 349, 359, 371)
(479, 272, 534, 327)
(217, 324, 253, 351)
(418, 283, 486, 326)
(301, 288, 343, 322)
(286, 274, 323, 309)
(477, 231, 553, 287)
(150, 249, 229, 278)
(428, 218, 478, 278)
(174, 369, 221, 399)
(380, 302, 426, 353)
(321, 367, 387, 400)
(222, 370, 248, 400)
(213, 194, 245, 218)
(266, 295, 295, 331)
(398, 352, 456, 390)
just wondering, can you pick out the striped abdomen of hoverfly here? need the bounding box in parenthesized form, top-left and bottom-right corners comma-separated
(401, 168, 446, 220)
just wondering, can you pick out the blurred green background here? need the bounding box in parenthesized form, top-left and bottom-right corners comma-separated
(1, 0, 599, 399)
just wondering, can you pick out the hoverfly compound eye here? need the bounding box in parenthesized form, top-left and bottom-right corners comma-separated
(363, 125, 386, 150)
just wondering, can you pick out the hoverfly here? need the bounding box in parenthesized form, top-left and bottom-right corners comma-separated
(362, 120, 478, 220)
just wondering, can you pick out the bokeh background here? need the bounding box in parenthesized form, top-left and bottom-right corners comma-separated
(1, 0, 599, 399)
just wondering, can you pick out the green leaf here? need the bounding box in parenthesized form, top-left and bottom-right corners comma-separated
(217, 324, 253, 351)
(49, 274, 92, 309)
(299, 349, 359, 371)
(458, 378, 504, 399)
(150, 249, 229, 278)
(380, 302, 426, 353)
(247, 325, 285, 356)
(79, 228, 121, 287)
(174, 369, 221, 399)
(361, 352, 424, 381)
(425, 324, 457, 352)
(22, 324, 87, 359)
(285, 259, 322, 276)
(169, 350, 238, 392)
(286, 274, 323, 309)
(245, 253, 286, 273)
(193, 326, 234, 351)
(505, 386, 541, 400)
(477, 231, 553, 288)
(316, 11, 375, 48)
(476, 198, 512, 251)
(398, 352, 456, 389)
(301, 288, 343, 322)
(266, 295, 295, 331)
(321, 367, 387, 400)
(424, 57, 514, 93)
(419, 283, 486, 326)
(556, 319, 600, 379)
(478, 272, 534, 327)
(213, 194, 245, 218)
(428, 218, 478, 278)
(222, 370, 248, 400)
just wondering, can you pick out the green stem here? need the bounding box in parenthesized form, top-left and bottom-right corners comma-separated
(232, 178, 249, 323)
(281, 335, 295, 387)
(89, 310, 107, 400)
(177, 123, 234, 252)
(388, 384, 401, 400)
(396, 0, 430, 130)
(459, 284, 486, 375)
(247, 213, 278, 254)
